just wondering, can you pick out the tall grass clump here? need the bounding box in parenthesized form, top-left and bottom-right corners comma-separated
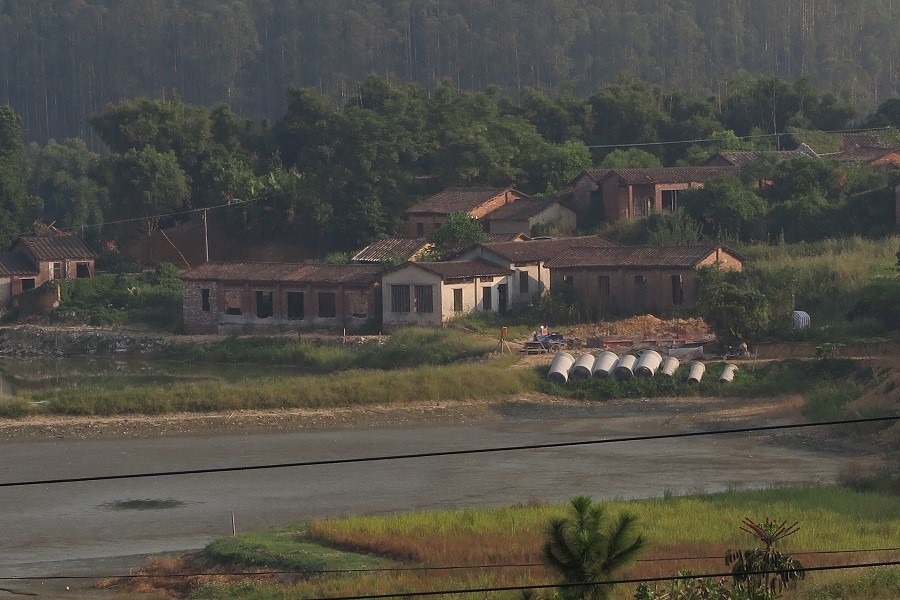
(361, 328, 493, 369)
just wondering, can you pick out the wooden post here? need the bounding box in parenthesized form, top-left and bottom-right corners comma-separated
(231, 511, 236, 536)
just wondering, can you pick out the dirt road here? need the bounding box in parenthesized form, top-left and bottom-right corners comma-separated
(0, 395, 880, 587)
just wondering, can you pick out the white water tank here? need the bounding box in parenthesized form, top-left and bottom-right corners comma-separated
(659, 356, 680, 377)
(687, 361, 705, 384)
(634, 350, 663, 378)
(548, 352, 575, 385)
(592, 351, 618, 378)
(571, 354, 596, 380)
(613, 354, 637, 380)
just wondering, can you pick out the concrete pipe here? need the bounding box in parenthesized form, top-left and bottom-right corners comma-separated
(687, 361, 705, 384)
(634, 350, 663, 378)
(571, 354, 596, 380)
(548, 352, 575, 385)
(592, 350, 619, 379)
(720, 363, 738, 383)
(613, 354, 637, 380)
(659, 356, 680, 377)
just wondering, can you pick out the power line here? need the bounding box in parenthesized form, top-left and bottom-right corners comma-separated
(3, 547, 897, 581)
(1, 415, 895, 488)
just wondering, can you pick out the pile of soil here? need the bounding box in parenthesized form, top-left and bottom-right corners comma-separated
(566, 315, 710, 339)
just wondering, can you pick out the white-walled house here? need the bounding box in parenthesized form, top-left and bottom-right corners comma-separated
(381, 260, 513, 329)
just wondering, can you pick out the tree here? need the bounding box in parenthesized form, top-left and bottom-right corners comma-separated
(695, 267, 771, 345)
(726, 518, 805, 599)
(544, 495, 646, 600)
(424, 212, 486, 260)
(681, 176, 768, 240)
(0, 106, 39, 246)
(599, 148, 662, 168)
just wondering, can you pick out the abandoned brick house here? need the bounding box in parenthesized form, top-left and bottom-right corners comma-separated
(0, 233, 95, 306)
(544, 244, 743, 315)
(381, 260, 513, 329)
(181, 262, 382, 334)
(459, 235, 619, 308)
(351, 233, 527, 264)
(404, 187, 575, 237)
(564, 166, 739, 227)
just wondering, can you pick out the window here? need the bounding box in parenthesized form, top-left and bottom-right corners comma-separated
(224, 289, 242, 315)
(482, 286, 492, 310)
(597, 275, 610, 297)
(662, 190, 678, 212)
(391, 284, 410, 313)
(453, 288, 463, 312)
(76, 262, 90, 278)
(634, 275, 648, 308)
(416, 222, 425, 235)
(21, 278, 35, 291)
(671, 274, 684, 305)
(52, 262, 62, 280)
(287, 291, 304, 320)
(318, 292, 337, 318)
(201, 288, 211, 312)
(414, 285, 433, 314)
(255, 290, 273, 318)
(641, 197, 652, 216)
(480, 276, 494, 282)
(519, 270, 529, 294)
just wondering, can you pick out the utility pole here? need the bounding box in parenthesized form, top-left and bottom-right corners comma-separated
(202, 209, 209, 263)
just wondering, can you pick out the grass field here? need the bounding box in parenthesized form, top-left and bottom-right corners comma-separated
(184, 486, 900, 600)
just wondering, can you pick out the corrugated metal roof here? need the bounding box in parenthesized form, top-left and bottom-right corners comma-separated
(15, 234, 95, 261)
(411, 260, 512, 279)
(480, 235, 619, 263)
(545, 244, 740, 269)
(0, 252, 38, 277)
(601, 166, 739, 185)
(352, 237, 431, 263)
(405, 187, 527, 215)
(182, 262, 383, 285)
(484, 198, 556, 221)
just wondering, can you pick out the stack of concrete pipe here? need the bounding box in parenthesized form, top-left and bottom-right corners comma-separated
(548, 352, 575, 385)
(659, 356, 680, 377)
(592, 351, 618, 379)
(570, 354, 597, 380)
(687, 361, 705, 383)
(634, 350, 663, 378)
(613, 354, 637, 380)
(720, 363, 738, 383)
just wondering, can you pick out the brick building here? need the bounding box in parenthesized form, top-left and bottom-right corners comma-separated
(0, 233, 95, 306)
(545, 244, 743, 315)
(181, 262, 382, 334)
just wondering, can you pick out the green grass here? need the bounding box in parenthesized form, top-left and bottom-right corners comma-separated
(189, 486, 900, 600)
(0, 358, 536, 417)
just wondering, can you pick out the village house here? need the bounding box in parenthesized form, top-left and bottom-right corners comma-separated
(181, 262, 382, 334)
(0, 233, 95, 306)
(460, 235, 618, 308)
(703, 150, 813, 168)
(404, 187, 573, 237)
(564, 166, 739, 227)
(544, 244, 743, 315)
(351, 233, 528, 264)
(831, 146, 900, 168)
(381, 260, 513, 329)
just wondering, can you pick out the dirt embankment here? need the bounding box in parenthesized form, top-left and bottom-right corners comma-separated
(0, 325, 166, 357)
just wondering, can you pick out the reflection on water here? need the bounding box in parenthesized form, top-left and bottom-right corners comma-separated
(0, 356, 291, 396)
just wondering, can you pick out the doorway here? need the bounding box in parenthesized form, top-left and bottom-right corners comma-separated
(497, 284, 508, 315)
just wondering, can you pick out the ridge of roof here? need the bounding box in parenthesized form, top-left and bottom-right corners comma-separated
(182, 262, 383, 285)
(405, 187, 526, 215)
(545, 243, 740, 269)
(478, 235, 619, 263)
(402, 259, 513, 279)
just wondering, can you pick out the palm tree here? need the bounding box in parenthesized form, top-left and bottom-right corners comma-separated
(543, 496, 647, 600)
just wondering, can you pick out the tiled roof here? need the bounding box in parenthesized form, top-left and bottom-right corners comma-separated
(14, 234, 95, 261)
(411, 260, 512, 279)
(545, 244, 739, 269)
(705, 150, 809, 168)
(484, 198, 556, 221)
(485, 233, 530, 242)
(405, 187, 526, 215)
(479, 235, 619, 264)
(601, 167, 739, 185)
(0, 252, 37, 277)
(352, 237, 430, 263)
(182, 262, 383, 285)
(832, 146, 900, 163)
(840, 133, 886, 151)
(574, 169, 615, 184)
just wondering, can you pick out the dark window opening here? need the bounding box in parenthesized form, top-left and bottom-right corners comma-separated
(662, 190, 678, 212)
(255, 290, 273, 318)
(225, 307, 242, 315)
(391, 284, 410, 313)
(52, 262, 62, 280)
(201, 288, 211, 312)
(287, 291, 304, 320)
(634, 275, 648, 308)
(318, 292, 337, 318)
(76, 262, 90, 278)
(671, 274, 684, 305)
(21, 278, 35, 291)
(453, 288, 463, 312)
(414, 285, 433, 314)
(563, 275, 574, 288)
(598, 275, 610, 297)
(641, 197, 652, 216)
(482, 286, 492, 310)
(480, 276, 494, 282)
(519, 270, 529, 294)
(416, 222, 425, 235)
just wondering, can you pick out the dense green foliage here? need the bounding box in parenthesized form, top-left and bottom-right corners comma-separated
(424, 212, 486, 260)
(3, 1, 898, 145)
(0, 106, 39, 246)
